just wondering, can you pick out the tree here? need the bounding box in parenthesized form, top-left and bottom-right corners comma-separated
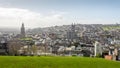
(31, 45, 37, 56)
(8, 39, 23, 56)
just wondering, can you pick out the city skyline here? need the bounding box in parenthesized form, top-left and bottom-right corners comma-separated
(0, 0, 120, 28)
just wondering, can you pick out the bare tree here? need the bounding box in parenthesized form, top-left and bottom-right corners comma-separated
(31, 45, 37, 55)
(8, 39, 23, 56)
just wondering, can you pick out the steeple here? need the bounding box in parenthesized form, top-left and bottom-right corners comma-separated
(22, 23, 24, 28)
(71, 23, 75, 32)
(21, 23, 25, 38)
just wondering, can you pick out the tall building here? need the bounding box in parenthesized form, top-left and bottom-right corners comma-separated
(21, 23, 25, 38)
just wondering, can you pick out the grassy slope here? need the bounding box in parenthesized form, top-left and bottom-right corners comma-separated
(102, 26, 120, 31)
(0, 56, 120, 68)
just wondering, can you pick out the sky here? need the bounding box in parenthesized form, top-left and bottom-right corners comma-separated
(0, 0, 120, 28)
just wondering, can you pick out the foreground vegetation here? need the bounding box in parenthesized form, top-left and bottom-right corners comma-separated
(0, 56, 120, 68)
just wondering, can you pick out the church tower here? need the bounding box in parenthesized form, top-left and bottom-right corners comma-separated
(21, 23, 25, 38)
(67, 23, 77, 42)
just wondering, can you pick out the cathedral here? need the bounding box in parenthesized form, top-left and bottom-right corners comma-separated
(20, 23, 25, 38)
(67, 23, 77, 42)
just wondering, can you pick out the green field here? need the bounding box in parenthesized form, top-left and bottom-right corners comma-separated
(0, 56, 120, 68)
(102, 26, 120, 31)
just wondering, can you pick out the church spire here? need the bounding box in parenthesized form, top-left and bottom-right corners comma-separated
(21, 23, 25, 38)
(22, 23, 24, 27)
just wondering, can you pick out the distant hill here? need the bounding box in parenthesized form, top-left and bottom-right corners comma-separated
(27, 24, 74, 34)
(26, 24, 102, 34)
(0, 24, 119, 34)
(27, 24, 120, 34)
(0, 27, 19, 34)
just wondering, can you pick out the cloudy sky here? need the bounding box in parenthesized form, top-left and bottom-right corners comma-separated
(0, 0, 120, 28)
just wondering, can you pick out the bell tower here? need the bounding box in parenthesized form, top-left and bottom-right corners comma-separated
(21, 23, 25, 38)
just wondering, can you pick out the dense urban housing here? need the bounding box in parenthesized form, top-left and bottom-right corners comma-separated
(0, 23, 120, 61)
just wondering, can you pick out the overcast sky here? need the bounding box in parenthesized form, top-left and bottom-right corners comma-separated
(0, 0, 120, 28)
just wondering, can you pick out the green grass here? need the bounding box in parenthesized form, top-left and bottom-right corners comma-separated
(102, 26, 120, 31)
(20, 37, 33, 41)
(0, 56, 120, 68)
